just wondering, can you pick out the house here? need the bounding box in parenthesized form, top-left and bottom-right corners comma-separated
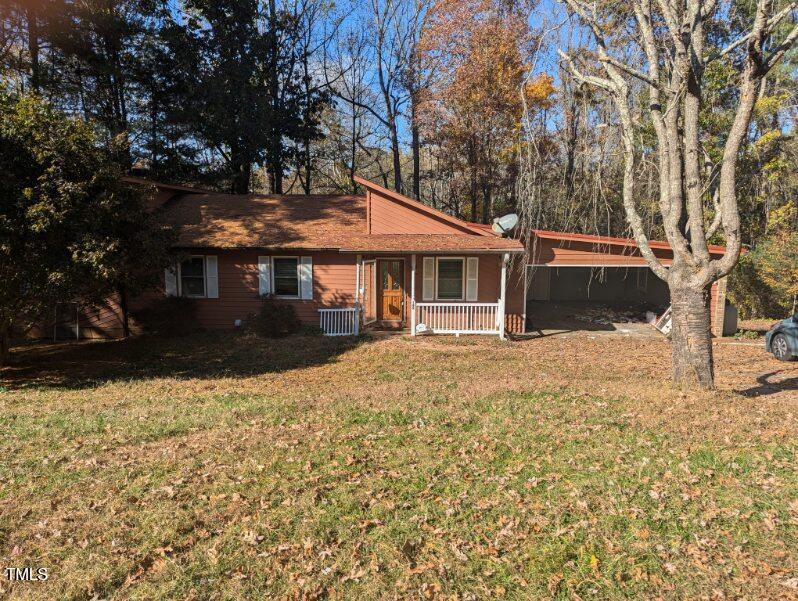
(47, 176, 526, 339)
(35, 176, 734, 340)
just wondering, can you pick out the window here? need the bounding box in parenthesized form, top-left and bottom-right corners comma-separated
(437, 258, 464, 300)
(180, 257, 205, 297)
(273, 257, 299, 297)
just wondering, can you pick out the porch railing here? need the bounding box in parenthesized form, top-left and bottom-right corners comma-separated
(415, 302, 501, 336)
(319, 307, 360, 336)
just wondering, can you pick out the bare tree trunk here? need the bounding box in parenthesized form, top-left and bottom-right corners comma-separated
(0, 318, 11, 368)
(481, 180, 492, 225)
(237, 163, 252, 195)
(150, 90, 158, 171)
(411, 94, 421, 199)
(267, 0, 283, 195)
(26, 5, 40, 92)
(387, 110, 402, 192)
(470, 173, 477, 223)
(302, 49, 312, 195)
(230, 145, 251, 194)
(669, 275, 714, 389)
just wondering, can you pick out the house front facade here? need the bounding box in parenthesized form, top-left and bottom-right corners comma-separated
(125, 176, 527, 338)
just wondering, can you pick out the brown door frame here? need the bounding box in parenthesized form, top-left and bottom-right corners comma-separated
(362, 259, 377, 325)
(377, 258, 405, 325)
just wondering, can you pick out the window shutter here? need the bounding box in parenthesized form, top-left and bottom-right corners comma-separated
(300, 256, 313, 300)
(205, 255, 219, 298)
(164, 266, 178, 297)
(422, 257, 435, 301)
(258, 256, 271, 296)
(466, 257, 479, 301)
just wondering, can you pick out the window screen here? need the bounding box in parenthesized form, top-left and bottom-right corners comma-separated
(180, 257, 205, 297)
(437, 259, 464, 300)
(273, 258, 299, 297)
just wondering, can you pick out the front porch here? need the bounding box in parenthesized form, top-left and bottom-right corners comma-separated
(317, 252, 516, 338)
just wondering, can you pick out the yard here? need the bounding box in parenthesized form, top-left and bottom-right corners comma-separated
(1, 331, 796, 599)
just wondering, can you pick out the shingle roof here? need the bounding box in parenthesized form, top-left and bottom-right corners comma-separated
(339, 234, 523, 253)
(162, 192, 367, 249)
(160, 191, 523, 252)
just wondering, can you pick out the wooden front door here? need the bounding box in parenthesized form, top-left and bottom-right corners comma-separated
(378, 259, 404, 323)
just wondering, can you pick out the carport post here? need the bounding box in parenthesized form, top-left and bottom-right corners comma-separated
(355, 255, 362, 331)
(499, 253, 508, 340)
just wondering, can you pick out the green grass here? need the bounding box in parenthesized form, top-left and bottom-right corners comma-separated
(0, 332, 796, 599)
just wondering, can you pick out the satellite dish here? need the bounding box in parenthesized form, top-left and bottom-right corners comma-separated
(492, 213, 519, 235)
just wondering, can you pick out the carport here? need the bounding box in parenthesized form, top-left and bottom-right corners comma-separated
(526, 230, 731, 336)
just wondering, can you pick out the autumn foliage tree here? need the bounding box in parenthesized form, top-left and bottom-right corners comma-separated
(418, 0, 554, 222)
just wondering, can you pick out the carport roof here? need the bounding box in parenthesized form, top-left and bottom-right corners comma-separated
(531, 229, 727, 255)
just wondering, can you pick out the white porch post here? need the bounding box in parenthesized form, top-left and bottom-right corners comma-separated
(498, 253, 508, 340)
(410, 254, 417, 336)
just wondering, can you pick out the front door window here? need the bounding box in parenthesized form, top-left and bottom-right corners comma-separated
(379, 260, 404, 322)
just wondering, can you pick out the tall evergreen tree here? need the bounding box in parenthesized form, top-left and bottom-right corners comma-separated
(163, 0, 328, 194)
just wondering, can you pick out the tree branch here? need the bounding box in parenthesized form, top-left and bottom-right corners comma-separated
(711, 0, 773, 279)
(765, 22, 798, 71)
(714, 2, 796, 61)
(598, 55, 660, 88)
(556, 49, 615, 91)
(705, 188, 723, 239)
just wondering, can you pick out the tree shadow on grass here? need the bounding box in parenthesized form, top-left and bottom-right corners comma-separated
(736, 369, 798, 398)
(1, 330, 366, 391)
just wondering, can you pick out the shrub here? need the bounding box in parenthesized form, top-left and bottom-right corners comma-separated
(132, 297, 199, 336)
(300, 324, 325, 337)
(729, 232, 798, 319)
(252, 297, 302, 338)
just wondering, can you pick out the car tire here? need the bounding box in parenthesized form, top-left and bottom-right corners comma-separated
(771, 334, 794, 361)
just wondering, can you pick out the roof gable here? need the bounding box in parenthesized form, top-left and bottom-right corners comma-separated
(354, 176, 492, 237)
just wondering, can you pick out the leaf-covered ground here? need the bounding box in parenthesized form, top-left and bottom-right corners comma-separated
(1, 332, 796, 599)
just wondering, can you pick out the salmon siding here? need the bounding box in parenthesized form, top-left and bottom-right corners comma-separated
(168, 251, 358, 329)
(161, 251, 526, 334)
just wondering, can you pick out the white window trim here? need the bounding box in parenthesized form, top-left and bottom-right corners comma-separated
(178, 255, 207, 299)
(271, 256, 301, 299)
(435, 256, 465, 301)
